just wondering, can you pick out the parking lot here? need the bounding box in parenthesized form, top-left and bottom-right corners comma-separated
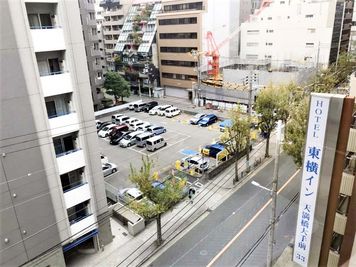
(97, 109, 222, 192)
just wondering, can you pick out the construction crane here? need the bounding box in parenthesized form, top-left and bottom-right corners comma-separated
(190, 0, 272, 88)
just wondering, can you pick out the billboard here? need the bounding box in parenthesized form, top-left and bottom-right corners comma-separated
(293, 95, 330, 266)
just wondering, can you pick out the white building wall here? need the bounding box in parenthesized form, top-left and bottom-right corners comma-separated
(240, 0, 337, 69)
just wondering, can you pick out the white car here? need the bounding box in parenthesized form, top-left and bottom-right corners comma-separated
(189, 113, 206, 125)
(157, 105, 172, 116)
(133, 121, 151, 131)
(102, 162, 118, 177)
(180, 155, 209, 173)
(126, 117, 139, 126)
(128, 104, 135, 110)
(129, 119, 143, 130)
(98, 124, 116, 138)
(149, 105, 161, 115)
(111, 113, 124, 123)
(118, 188, 143, 204)
(165, 106, 181, 118)
(119, 130, 144, 147)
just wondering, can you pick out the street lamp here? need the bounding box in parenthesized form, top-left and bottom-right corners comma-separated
(251, 120, 282, 267)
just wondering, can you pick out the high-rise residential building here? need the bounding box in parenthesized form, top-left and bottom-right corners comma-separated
(156, 0, 252, 99)
(240, 0, 354, 70)
(349, 4, 356, 54)
(78, 0, 106, 111)
(99, 0, 133, 70)
(0, 1, 112, 266)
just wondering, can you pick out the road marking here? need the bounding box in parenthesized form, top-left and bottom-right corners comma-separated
(206, 169, 300, 267)
(147, 136, 191, 157)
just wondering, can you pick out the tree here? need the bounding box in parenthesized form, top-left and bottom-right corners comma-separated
(255, 85, 280, 158)
(104, 71, 130, 103)
(129, 157, 185, 246)
(220, 108, 249, 184)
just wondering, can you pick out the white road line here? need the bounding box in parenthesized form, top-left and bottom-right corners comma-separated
(148, 136, 190, 157)
(207, 169, 300, 267)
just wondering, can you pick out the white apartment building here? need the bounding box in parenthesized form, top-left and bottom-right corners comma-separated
(0, 1, 112, 266)
(350, 5, 356, 54)
(240, 0, 341, 70)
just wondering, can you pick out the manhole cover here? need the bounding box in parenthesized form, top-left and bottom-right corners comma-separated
(122, 232, 128, 236)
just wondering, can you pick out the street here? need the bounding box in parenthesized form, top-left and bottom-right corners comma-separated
(149, 154, 301, 266)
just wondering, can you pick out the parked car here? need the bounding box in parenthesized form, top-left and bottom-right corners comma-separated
(165, 106, 181, 118)
(109, 124, 129, 137)
(100, 153, 109, 164)
(128, 103, 135, 110)
(189, 113, 206, 125)
(115, 115, 130, 125)
(198, 114, 218, 127)
(143, 101, 158, 112)
(157, 105, 172, 116)
(97, 121, 111, 132)
(126, 117, 140, 126)
(134, 102, 147, 112)
(110, 131, 132, 145)
(136, 122, 152, 132)
(118, 188, 143, 204)
(136, 132, 155, 147)
(96, 120, 102, 129)
(219, 119, 233, 132)
(98, 124, 116, 138)
(119, 130, 144, 147)
(180, 155, 209, 173)
(146, 125, 167, 135)
(149, 105, 161, 115)
(201, 143, 229, 161)
(129, 119, 144, 130)
(146, 135, 166, 151)
(111, 113, 124, 123)
(151, 176, 188, 199)
(102, 162, 118, 177)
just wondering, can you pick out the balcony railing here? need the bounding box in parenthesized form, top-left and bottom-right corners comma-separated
(69, 212, 92, 225)
(70, 214, 96, 238)
(30, 25, 61, 30)
(64, 182, 91, 209)
(63, 180, 85, 193)
(40, 70, 67, 77)
(56, 147, 81, 158)
(48, 110, 72, 119)
(40, 72, 73, 97)
(30, 27, 65, 52)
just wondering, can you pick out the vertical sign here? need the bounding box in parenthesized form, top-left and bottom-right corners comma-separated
(293, 95, 330, 266)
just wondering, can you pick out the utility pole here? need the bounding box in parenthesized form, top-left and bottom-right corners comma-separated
(246, 70, 254, 173)
(267, 120, 282, 267)
(191, 49, 201, 106)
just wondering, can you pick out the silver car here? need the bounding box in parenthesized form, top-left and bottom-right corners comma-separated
(102, 162, 118, 177)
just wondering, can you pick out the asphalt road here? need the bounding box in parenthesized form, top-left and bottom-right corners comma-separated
(150, 154, 301, 267)
(97, 110, 221, 190)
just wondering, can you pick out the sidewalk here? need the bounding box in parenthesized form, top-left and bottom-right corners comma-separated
(67, 132, 279, 267)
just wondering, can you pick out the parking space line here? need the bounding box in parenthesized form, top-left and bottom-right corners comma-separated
(148, 136, 190, 157)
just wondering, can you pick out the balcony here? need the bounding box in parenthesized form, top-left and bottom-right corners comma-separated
(57, 149, 85, 175)
(91, 49, 102, 57)
(340, 172, 354, 196)
(347, 128, 356, 152)
(64, 183, 91, 209)
(328, 250, 340, 266)
(70, 214, 97, 238)
(333, 213, 347, 235)
(49, 112, 79, 137)
(30, 27, 65, 52)
(40, 72, 73, 97)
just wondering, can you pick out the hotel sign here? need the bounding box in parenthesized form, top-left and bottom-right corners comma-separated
(293, 95, 330, 266)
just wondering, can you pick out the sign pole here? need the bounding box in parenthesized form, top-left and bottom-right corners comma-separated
(267, 120, 281, 267)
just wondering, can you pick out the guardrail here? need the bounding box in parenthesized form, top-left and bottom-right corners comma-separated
(56, 148, 81, 158)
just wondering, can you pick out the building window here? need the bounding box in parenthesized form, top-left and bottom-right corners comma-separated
(161, 60, 195, 67)
(266, 29, 274, 33)
(91, 28, 97, 36)
(89, 12, 95, 20)
(266, 42, 273, 46)
(163, 2, 203, 12)
(267, 17, 272, 20)
(159, 32, 197, 39)
(160, 47, 198, 53)
(97, 72, 103, 79)
(247, 29, 259, 35)
(246, 42, 259, 47)
(159, 17, 197, 25)
(305, 14, 314, 18)
(265, 55, 272, 59)
(162, 72, 197, 81)
(280, 1, 285, 3)
(306, 42, 314, 47)
(246, 54, 258, 59)
(307, 28, 316, 33)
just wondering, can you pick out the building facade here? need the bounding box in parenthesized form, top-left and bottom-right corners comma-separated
(0, 1, 112, 266)
(79, 0, 105, 111)
(240, 0, 353, 70)
(350, 4, 356, 54)
(99, 0, 133, 70)
(156, 0, 252, 99)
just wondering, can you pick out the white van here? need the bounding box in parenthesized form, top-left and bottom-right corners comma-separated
(111, 113, 124, 123)
(136, 132, 154, 147)
(134, 103, 147, 112)
(146, 136, 166, 152)
(116, 115, 130, 125)
(165, 107, 181, 118)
